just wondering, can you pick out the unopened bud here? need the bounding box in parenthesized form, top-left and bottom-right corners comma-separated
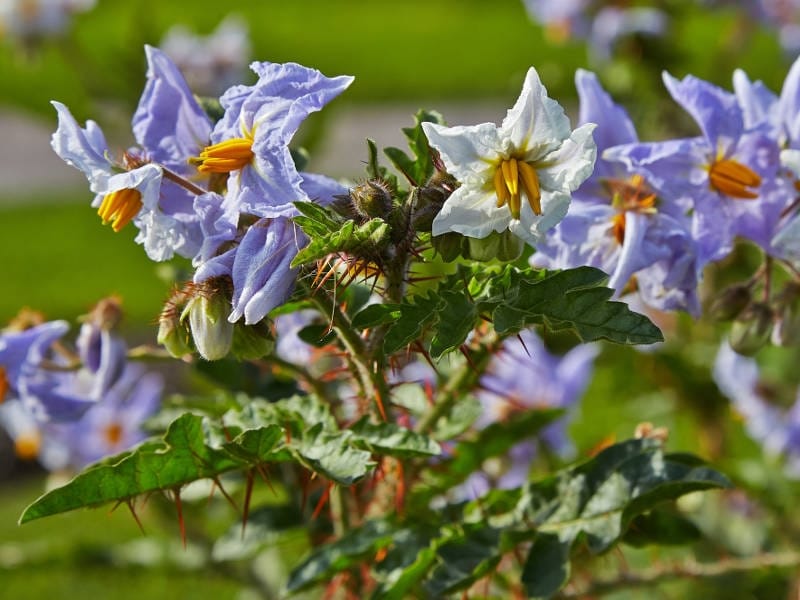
(772, 302, 800, 346)
(708, 284, 751, 321)
(158, 287, 194, 358)
(350, 179, 393, 219)
(176, 278, 234, 361)
(232, 321, 275, 360)
(729, 302, 773, 356)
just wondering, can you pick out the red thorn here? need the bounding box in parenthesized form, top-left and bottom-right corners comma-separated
(300, 471, 310, 514)
(459, 345, 477, 370)
(394, 460, 406, 516)
(311, 483, 333, 520)
(374, 387, 387, 421)
(255, 464, 277, 495)
(126, 499, 146, 535)
(242, 469, 255, 539)
(284, 422, 292, 445)
(173, 488, 186, 549)
(212, 476, 240, 513)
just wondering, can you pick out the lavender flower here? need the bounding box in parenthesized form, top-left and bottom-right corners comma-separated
(605, 72, 788, 266)
(533, 70, 701, 314)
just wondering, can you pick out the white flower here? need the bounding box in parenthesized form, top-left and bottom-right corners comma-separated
(422, 67, 596, 247)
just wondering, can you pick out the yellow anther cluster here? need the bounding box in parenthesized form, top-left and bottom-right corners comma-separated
(493, 158, 542, 219)
(14, 432, 41, 461)
(192, 137, 254, 174)
(709, 158, 761, 199)
(97, 188, 143, 232)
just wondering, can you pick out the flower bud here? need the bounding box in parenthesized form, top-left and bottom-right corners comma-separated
(729, 302, 773, 356)
(772, 303, 800, 346)
(350, 179, 393, 219)
(158, 287, 194, 358)
(178, 278, 234, 361)
(708, 284, 751, 321)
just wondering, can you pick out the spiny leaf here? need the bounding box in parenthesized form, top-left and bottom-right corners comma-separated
(350, 417, 441, 458)
(291, 217, 390, 267)
(285, 519, 396, 593)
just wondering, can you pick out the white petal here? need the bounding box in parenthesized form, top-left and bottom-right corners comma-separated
(500, 67, 572, 157)
(536, 123, 597, 193)
(509, 189, 571, 246)
(422, 121, 502, 181)
(432, 186, 510, 239)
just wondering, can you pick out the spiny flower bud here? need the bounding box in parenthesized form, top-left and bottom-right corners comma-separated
(158, 286, 194, 358)
(771, 283, 800, 346)
(708, 284, 751, 321)
(729, 302, 773, 356)
(350, 179, 393, 219)
(83, 296, 124, 331)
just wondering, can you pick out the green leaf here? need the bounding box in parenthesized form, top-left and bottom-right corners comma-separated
(383, 294, 443, 354)
(423, 524, 502, 597)
(517, 438, 730, 597)
(475, 265, 663, 345)
(285, 519, 396, 593)
(20, 395, 385, 523)
(20, 413, 282, 524)
(351, 303, 402, 330)
(384, 109, 444, 186)
(622, 508, 702, 548)
(350, 417, 441, 458)
(291, 217, 390, 267)
(429, 290, 478, 358)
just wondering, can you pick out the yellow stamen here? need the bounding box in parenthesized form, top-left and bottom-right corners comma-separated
(104, 422, 124, 447)
(494, 158, 541, 220)
(518, 161, 542, 215)
(709, 158, 761, 199)
(191, 137, 254, 174)
(493, 167, 509, 208)
(14, 432, 40, 461)
(97, 188, 143, 232)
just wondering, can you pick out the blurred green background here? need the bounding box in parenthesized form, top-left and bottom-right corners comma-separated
(1, 0, 799, 598)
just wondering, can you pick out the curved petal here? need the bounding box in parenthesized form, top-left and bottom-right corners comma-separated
(509, 189, 571, 246)
(421, 121, 502, 180)
(500, 67, 572, 157)
(732, 69, 779, 133)
(576, 69, 638, 151)
(536, 122, 597, 193)
(50, 101, 111, 187)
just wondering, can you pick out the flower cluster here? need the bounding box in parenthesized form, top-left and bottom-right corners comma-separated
(530, 59, 800, 321)
(51, 46, 353, 359)
(0, 300, 162, 470)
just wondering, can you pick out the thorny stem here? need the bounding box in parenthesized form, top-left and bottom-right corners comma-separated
(306, 285, 390, 419)
(265, 354, 332, 403)
(415, 329, 500, 434)
(763, 255, 773, 303)
(556, 551, 800, 598)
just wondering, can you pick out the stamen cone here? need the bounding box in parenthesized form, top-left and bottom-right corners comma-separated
(192, 137, 254, 174)
(97, 188, 143, 232)
(709, 159, 761, 199)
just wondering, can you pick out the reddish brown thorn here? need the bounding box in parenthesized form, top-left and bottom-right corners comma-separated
(459, 345, 477, 370)
(311, 482, 333, 520)
(242, 469, 255, 539)
(173, 487, 186, 549)
(284, 422, 292, 445)
(255, 464, 277, 495)
(300, 471, 310, 514)
(394, 461, 406, 516)
(413, 341, 437, 372)
(212, 476, 240, 513)
(126, 499, 146, 535)
(374, 388, 387, 421)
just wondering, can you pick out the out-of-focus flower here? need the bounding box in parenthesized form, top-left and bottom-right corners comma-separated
(713, 340, 800, 476)
(160, 15, 251, 96)
(589, 7, 667, 62)
(533, 70, 701, 314)
(422, 67, 596, 247)
(456, 330, 597, 497)
(0, 0, 95, 43)
(605, 72, 788, 266)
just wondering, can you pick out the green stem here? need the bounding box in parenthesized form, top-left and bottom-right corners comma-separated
(266, 354, 331, 403)
(558, 551, 800, 598)
(414, 329, 499, 433)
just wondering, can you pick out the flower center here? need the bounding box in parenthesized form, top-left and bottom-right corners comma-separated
(603, 174, 658, 245)
(708, 158, 761, 199)
(191, 137, 254, 174)
(104, 422, 124, 447)
(14, 432, 40, 461)
(493, 158, 541, 219)
(97, 188, 143, 232)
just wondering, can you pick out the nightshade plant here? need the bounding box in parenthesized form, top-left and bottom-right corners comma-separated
(12, 33, 800, 598)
